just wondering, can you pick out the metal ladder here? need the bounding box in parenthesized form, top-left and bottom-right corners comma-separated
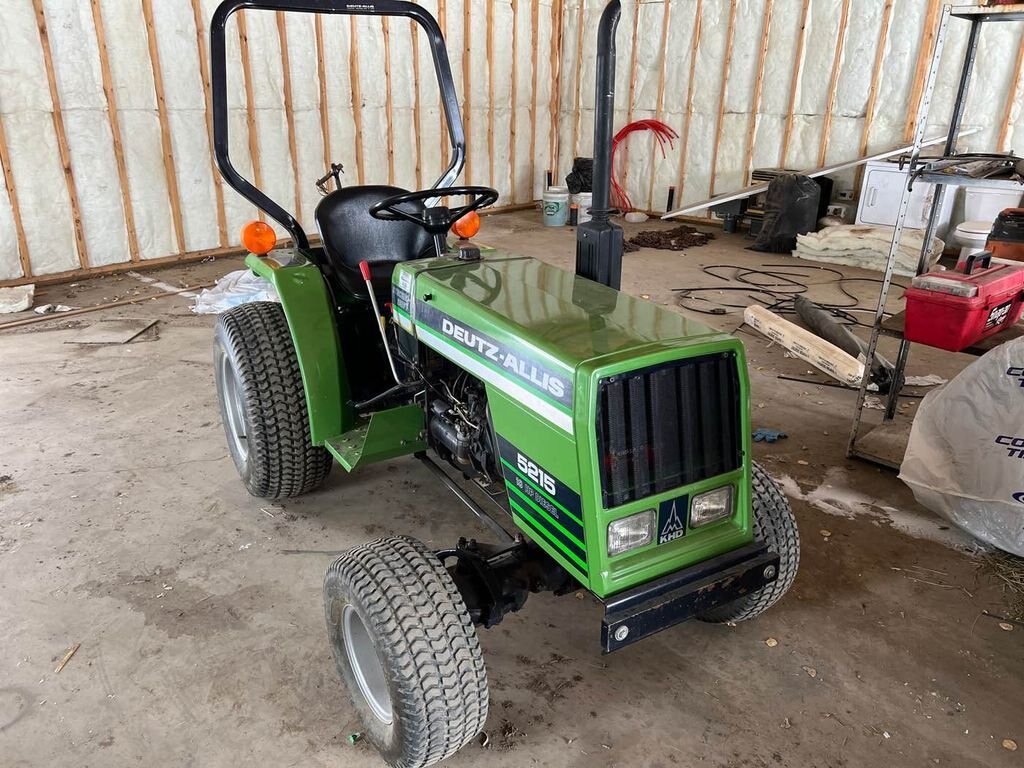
(847, 3, 1024, 469)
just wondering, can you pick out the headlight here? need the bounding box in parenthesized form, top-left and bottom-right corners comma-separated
(607, 509, 655, 557)
(690, 486, 733, 527)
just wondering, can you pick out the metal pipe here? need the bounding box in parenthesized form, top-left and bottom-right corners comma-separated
(359, 261, 405, 386)
(575, 0, 624, 289)
(590, 0, 621, 221)
(417, 453, 515, 544)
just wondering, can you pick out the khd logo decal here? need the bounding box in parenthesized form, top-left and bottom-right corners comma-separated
(1013, 491, 1024, 504)
(657, 495, 689, 545)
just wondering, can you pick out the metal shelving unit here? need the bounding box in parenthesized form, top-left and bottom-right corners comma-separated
(847, 3, 1024, 470)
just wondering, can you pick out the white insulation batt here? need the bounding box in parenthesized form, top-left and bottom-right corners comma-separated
(0, 0, 1023, 282)
(794, 225, 944, 276)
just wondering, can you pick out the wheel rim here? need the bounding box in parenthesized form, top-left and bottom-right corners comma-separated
(342, 604, 393, 724)
(218, 353, 249, 465)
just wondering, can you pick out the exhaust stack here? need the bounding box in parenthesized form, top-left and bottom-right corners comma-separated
(575, 0, 624, 290)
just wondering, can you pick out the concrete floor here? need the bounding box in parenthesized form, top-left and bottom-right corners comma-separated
(1, 210, 1021, 768)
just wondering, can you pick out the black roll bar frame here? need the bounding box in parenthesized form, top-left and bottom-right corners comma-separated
(210, 0, 466, 250)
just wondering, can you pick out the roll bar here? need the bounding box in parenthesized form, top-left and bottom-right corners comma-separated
(210, 0, 467, 250)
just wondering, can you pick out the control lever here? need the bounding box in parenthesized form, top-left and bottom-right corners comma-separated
(360, 261, 406, 386)
(316, 163, 345, 196)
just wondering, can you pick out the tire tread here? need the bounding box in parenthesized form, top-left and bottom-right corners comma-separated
(216, 302, 332, 498)
(325, 537, 488, 768)
(702, 462, 800, 623)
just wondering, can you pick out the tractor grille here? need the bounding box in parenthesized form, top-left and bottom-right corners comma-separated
(596, 352, 743, 508)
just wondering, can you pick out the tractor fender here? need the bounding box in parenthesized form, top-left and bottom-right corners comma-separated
(245, 251, 354, 443)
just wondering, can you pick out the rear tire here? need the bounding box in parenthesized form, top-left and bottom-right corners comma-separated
(324, 536, 488, 768)
(213, 301, 332, 499)
(701, 462, 800, 623)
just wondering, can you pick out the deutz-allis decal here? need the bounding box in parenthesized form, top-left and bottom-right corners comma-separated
(657, 495, 688, 545)
(416, 301, 573, 410)
(495, 434, 586, 573)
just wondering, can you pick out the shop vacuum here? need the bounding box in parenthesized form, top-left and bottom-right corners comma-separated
(987, 207, 1024, 263)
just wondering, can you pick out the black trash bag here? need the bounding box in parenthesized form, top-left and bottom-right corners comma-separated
(565, 157, 593, 194)
(748, 174, 821, 253)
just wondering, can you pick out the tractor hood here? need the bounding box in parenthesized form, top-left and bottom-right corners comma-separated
(391, 251, 738, 436)
(392, 251, 729, 369)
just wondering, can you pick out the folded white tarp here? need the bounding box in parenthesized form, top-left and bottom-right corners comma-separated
(793, 225, 944, 276)
(900, 338, 1024, 556)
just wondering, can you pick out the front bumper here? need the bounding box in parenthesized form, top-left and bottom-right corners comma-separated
(600, 542, 779, 653)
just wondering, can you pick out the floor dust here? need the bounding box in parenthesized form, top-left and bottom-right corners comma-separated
(775, 468, 976, 549)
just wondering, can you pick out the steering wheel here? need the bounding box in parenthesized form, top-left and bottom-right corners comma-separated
(369, 186, 499, 234)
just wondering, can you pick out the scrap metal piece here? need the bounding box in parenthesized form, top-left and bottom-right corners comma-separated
(793, 296, 896, 392)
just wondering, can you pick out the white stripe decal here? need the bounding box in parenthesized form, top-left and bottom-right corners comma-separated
(394, 310, 413, 333)
(417, 327, 575, 434)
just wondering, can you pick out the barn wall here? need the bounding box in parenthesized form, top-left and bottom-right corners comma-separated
(558, 0, 1024, 213)
(0, 0, 1022, 285)
(0, 0, 559, 284)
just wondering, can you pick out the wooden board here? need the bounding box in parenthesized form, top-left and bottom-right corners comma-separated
(142, 0, 186, 251)
(33, 0, 90, 269)
(189, 0, 229, 247)
(92, 0, 141, 260)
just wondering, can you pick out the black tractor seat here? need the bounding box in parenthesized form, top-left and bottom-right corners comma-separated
(314, 185, 435, 302)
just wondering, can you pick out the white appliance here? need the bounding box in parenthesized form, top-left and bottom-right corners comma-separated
(953, 186, 1024, 265)
(856, 159, 955, 237)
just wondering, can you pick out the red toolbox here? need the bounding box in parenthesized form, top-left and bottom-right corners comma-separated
(903, 253, 1024, 352)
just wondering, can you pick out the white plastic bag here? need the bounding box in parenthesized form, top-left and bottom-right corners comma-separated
(192, 270, 279, 314)
(900, 337, 1024, 555)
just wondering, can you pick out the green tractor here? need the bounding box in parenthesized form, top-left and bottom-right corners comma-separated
(210, 1, 799, 766)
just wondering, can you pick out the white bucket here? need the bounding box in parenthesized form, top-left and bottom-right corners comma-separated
(572, 192, 593, 224)
(543, 186, 570, 227)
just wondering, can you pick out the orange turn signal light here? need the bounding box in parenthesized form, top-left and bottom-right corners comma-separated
(241, 220, 277, 255)
(452, 211, 481, 240)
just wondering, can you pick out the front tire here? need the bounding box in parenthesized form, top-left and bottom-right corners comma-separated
(324, 537, 488, 768)
(701, 462, 800, 623)
(213, 301, 332, 498)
